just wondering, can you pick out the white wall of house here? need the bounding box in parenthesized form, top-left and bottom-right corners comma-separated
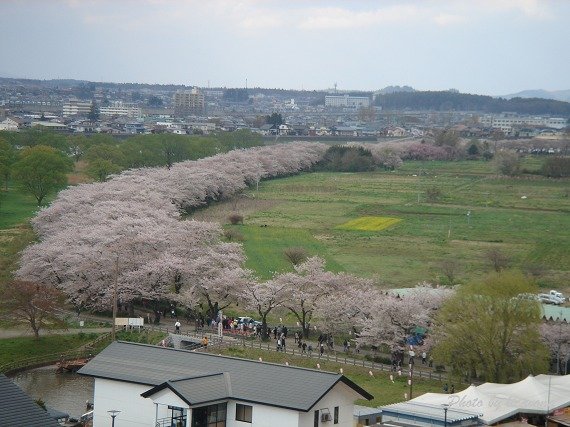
(150, 388, 191, 426)
(299, 382, 362, 427)
(227, 399, 300, 427)
(92, 377, 365, 427)
(92, 378, 156, 427)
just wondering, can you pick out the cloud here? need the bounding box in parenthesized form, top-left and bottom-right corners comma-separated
(464, 0, 554, 20)
(433, 13, 466, 27)
(298, 5, 420, 30)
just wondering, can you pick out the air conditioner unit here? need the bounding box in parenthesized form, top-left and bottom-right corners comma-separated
(321, 413, 332, 422)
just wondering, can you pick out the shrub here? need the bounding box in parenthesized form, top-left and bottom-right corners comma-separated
(228, 212, 244, 225)
(364, 354, 392, 365)
(315, 146, 375, 172)
(495, 150, 521, 176)
(485, 248, 510, 272)
(542, 156, 570, 178)
(425, 186, 442, 203)
(223, 228, 244, 242)
(283, 247, 308, 265)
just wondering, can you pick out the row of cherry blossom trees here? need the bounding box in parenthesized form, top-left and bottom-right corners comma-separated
(242, 255, 454, 343)
(16, 143, 326, 319)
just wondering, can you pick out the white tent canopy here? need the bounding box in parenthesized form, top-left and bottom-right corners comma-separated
(411, 374, 570, 425)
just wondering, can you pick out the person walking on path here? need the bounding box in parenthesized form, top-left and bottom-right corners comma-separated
(175, 320, 181, 333)
(422, 351, 427, 365)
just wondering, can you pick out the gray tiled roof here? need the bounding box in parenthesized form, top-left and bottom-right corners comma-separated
(0, 374, 60, 427)
(142, 373, 230, 406)
(79, 341, 372, 411)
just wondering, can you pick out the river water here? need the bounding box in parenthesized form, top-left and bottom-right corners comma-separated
(10, 365, 94, 419)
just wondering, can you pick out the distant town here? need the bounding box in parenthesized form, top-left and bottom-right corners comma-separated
(0, 77, 568, 141)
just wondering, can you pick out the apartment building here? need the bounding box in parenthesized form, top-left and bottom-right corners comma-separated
(480, 113, 567, 133)
(173, 88, 205, 116)
(325, 94, 370, 109)
(99, 101, 142, 118)
(63, 99, 93, 117)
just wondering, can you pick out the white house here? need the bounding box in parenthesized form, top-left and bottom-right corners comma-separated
(0, 118, 19, 131)
(79, 341, 373, 427)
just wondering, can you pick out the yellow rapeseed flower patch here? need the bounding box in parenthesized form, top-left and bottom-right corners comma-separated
(337, 216, 402, 231)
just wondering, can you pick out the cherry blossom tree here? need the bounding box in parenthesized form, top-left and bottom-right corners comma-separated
(241, 278, 289, 339)
(273, 256, 369, 338)
(17, 143, 327, 317)
(540, 322, 570, 374)
(357, 284, 454, 350)
(312, 278, 374, 336)
(0, 280, 66, 339)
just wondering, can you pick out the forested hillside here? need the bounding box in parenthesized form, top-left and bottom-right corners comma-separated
(375, 90, 570, 116)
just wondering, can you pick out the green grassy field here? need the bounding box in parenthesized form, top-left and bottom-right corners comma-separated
(0, 333, 101, 369)
(0, 330, 168, 372)
(202, 159, 570, 289)
(0, 188, 40, 284)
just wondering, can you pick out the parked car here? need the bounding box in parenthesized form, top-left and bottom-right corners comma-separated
(236, 316, 253, 325)
(549, 290, 566, 302)
(538, 293, 564, 305)
(236, 317, 261, 327)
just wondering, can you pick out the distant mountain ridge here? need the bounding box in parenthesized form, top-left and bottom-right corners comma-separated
(502, 89, 570, 103)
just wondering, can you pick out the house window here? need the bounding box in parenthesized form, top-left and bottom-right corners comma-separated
(236, 404, 252, 423)
(168, 406, 187, 426)
(334, 406, 339, 424)
(191, 403, 226, 427)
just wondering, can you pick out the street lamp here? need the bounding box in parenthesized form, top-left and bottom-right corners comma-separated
(108, 409, 121, 427)
(442, 404, 449, 427)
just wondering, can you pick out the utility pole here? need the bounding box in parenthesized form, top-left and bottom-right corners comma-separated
(111, 254, 119, 341)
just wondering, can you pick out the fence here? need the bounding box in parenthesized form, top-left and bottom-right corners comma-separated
(145, 325, 228, 348)
(240, 338, 447, 382)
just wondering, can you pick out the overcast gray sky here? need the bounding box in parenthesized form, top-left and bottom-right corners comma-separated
(1, 0, 568, 95)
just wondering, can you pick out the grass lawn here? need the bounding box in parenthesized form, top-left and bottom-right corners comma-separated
(0, 186, 41, 229)
(0, 333, 102, 368)
(214, 345, 449, 407)
(0, 330, 168, 372)
(195, 158, 570, 289)
(0, 183, 66, 285)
